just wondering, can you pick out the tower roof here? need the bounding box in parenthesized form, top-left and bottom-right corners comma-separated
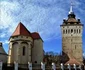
(69, 0, 74, 14)
(31, 32, 41, 39)
(67, 1, 76, 22)
(31, 32, 43, 41)
(12, 22, 31, 36)
(0, 42, 7, 55)
(65, 53, 83, 65)
(60, 0, 83, 25)
(65, 58, 81, 65)
(61, 6, 83, 25)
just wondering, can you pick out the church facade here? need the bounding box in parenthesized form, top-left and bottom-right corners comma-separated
(7, 22, 43, 65)
(60, 6, 84, 65)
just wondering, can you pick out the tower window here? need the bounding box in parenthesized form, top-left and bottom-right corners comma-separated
(71, 29, 73, 33)
(63, 30, 65, 34)
(35, 61, 37, 63)
(23, 46, 25, 56)
(75, 45, 76, 49)
(66, 30, 67, 34)
(71, 39, 72, 42)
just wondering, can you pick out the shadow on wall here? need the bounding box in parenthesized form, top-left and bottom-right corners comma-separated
(61, 51, 69, 64)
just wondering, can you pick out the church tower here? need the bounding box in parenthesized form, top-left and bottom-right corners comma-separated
(7, 22, 43, 67)
(60, 4, 84, 65)
(8, 22, 33, 65)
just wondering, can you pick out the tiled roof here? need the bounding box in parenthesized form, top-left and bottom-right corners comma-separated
(31, 32, 41, 39)
(67, 18, 78, 22)
(11, 22, 43, 41)
(0, 43, 7, 55)
(65, 58, 80, 65)
(65, 53, 81, 65)
(12, 22, 31, 36)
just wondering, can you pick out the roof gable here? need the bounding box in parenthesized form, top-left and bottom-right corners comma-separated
(12, 22, 31, 36)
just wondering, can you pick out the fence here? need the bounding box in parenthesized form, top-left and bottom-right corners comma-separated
(0, 62, 85, 70)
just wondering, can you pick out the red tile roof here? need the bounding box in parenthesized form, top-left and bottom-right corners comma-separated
(67, 18, 78, 22)
(65, 58, 81, 65)
(31, 32, 41, 39)
(65, 54, 82, 65)
(11, 22, 43, 41)
(12, 22, 31, 36)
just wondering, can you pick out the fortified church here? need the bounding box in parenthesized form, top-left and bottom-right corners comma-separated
(7, 22, 44, 65)
(0, 22, 44, 65)
(0, 4, 84, 66)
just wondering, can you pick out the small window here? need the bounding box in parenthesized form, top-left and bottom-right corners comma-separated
(71, 29, 73, 33)
(23, 46, 25, 56)
(35, 61, 37, 63)
(66, 30, 67, 34)
(71, 39, 72, 42)
(63, 30, 65, 34)
(75, 45, 76, 49)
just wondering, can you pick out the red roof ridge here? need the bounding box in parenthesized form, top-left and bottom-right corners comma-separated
(11, 22, 31, 36)
(65, 58, 81, 65)
(31, 32, 41, 39)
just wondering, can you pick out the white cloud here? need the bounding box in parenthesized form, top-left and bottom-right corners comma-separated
(0, 33, 6, 38)
(3, 40, 9, 45)
(0, 0, 84, 41)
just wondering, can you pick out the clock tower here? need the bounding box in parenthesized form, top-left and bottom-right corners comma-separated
(60, 5, 84, 65)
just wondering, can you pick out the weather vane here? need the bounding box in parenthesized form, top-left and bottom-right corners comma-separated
(69, 0, 74, 14)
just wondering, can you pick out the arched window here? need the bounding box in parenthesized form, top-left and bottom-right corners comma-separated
(66, 29, 67, 34)
(75, 45, 76, 49)
(63, 30, 65, 34)
(23, 46, 25, 56)
(71, 29, 73, 33)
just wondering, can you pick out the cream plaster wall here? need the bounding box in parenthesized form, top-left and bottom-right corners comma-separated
(8, 36, 33, 65)
(32, 39, 43, 64)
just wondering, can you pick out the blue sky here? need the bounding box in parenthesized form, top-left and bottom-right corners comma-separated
(0, 0, 85, 56)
